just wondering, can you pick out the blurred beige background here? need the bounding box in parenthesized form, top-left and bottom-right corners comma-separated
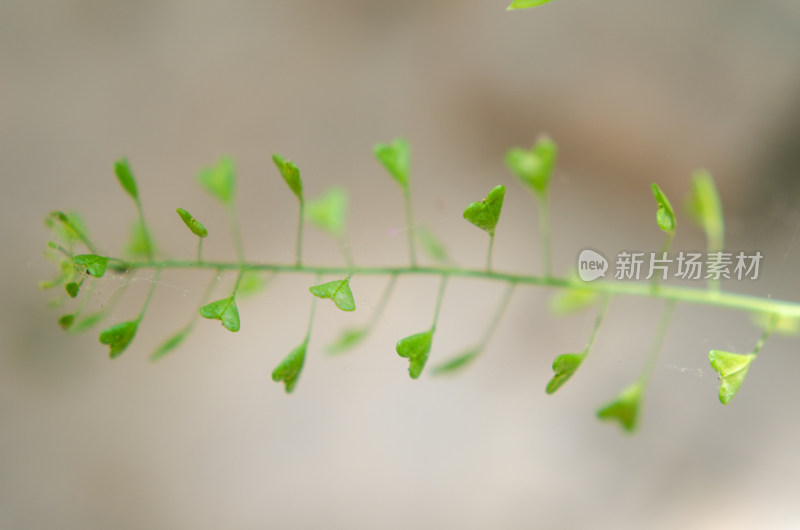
(3, 1, 800, 528)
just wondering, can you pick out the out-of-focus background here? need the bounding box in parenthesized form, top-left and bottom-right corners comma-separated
(2, 1, 800, 528)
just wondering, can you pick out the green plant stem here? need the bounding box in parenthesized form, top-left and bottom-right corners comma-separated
(296, 199, 305, 268)
(49, 243, 73, 260)
(364, 273, 399, 333)
(305, 295, 319, 345)
(583, 295, 611, 355)
(196, 238, 204, 264)
(708, 235, 723, 294)
(431, 275, 449, 331)
(487, 234, 495, 272)
(68, 278, 130, 334)
(402, 186, 418, 268)
(752, 313, 778, 355)
(651, 233, 674, 293)
(71, 277, 96, 318)
(339, 234, 355, 271)
(187, 269, 221, 329)
(226, 203, 245, 263)
(134, 197, 155, 263)
(137, 269, 162, 322)
(231, 268, 245, 296)
(639, 299, 676, 386)
(56, 213, 98, 255)
(536, 193, 552, 277)
(477, 282, 516, 350)
(303, 272, 323, 343)
(116, 259, 800, 319)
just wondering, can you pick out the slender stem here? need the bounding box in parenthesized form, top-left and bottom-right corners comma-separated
(305, 297, 319, 344)
(477, 282, 517, 350)
(137, 268, 162, 322)
(134, 197, 154, 263)
(56, 214, 98, 255)
(651, 233, 674, 293)
(188, 270, 221, 328)
(68, 279, 130, 335)
(117, 259, 800, 319)
(536, 193, 552, 277)
(196, 238, 203, 264)
(752, 313, 778, 355)
(49, 242, 72, 260)
(227, 203, 245, 263)
(231, 268, 245, 296)
(487, 234, 495, 272)
(339, 234, 355, 271)
(72, 277, 97, 319)
(402, 186, 418, 268)
(431, 275, 449, 331)
(364, 273, 399, 332)
(296, 199, 305, 268)
(639, 299, 676, 386)
(304, 272, 323, 343)
(583, 295, 611, 355)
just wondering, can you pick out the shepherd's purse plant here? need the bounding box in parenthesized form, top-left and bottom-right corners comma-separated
(41, 135, 800, 434)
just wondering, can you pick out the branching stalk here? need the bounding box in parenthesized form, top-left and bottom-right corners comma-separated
(477, 282, 516, 350)
(112, 259, 800, 319)
(227, 203, 245, 263)
(639, 300, 676, 386)
(536, 193, 552, 277)
(583, 295, 611, 355)
(296, 199, 305, 268)
(487, 234, 495, 272)
(431, 275, 449, 331)
(402, 186, 418, 268)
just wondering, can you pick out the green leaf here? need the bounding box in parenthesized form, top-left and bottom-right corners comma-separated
(126, 219, 155, 258)
(709, 350, 756, 405)
(65, 282, 80, 298)
(417, 225, 450, 264)
(651, 183, 676, 233)
(58, 314, 75, 330)
(545, 353, 585, 394)
(309, 278, 355, 312)
(686, 170, 723, 248)
(272, 154, 303, 200)
(432, 349, 479, 375)
(327, 327, 368, 354)
(114, 158, 139, 199)
(236, 270, 267, 298)
(73, 254, 109, 278)
(306, 187, 348, 237)
(99, 320, 139, 359)
(198, 157, 235, 204)
(199, 297, 240, 332)
(505, 136, 557, 196)
(176, 208, 208, 238)
(507, 0, 554, 9)
(396, 330, 433, 379)
(150, 327, 192, 361)
(549, 288, 597, 315)
(463, 185, 506, 236)
(597, 381, 643, 432)
(272, 342, 307, 393)
(374, 138, 410, 188)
